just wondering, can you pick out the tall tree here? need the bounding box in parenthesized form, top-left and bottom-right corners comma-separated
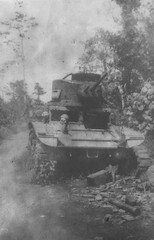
(33, 82, 46, 103)
(78, 0, 149, 95)
(78, 0, 154, 131)
(109, 0, 143, 94)
(78, 30, 116, 74)
(0, 0, 38, 83)
(137, 2, 154, 78)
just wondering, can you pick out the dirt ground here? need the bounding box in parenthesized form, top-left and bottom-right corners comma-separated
(0, 129, 154, 240)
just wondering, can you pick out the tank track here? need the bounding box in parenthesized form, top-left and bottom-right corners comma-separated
(133, 143, 153, 178)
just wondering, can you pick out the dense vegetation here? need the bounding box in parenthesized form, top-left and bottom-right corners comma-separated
(0, 80, 45, 140)
(78, 0, 154, 133)
(0, 0, 44, 139)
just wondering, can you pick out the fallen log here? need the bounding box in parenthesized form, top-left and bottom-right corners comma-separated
(87, 170, 111, 186)
(108, 199, 141, 216)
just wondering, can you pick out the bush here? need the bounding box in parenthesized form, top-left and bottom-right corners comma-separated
(123, 80, 154, 133)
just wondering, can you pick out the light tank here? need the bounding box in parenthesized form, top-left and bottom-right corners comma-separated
(29, 73, 152, 184)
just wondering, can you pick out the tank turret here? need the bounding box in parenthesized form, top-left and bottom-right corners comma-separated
(50, 72, 110, 129)
(51, 72, 107, 107)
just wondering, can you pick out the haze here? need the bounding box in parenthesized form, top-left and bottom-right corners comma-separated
(0, 0, 121, 101)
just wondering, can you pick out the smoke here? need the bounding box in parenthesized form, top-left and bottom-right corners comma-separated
(0, 0, 121, 101)
(0, 127, 80, 240)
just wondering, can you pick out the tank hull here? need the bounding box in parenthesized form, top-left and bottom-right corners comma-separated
(29, 121, 145, 183)
(33, 138, 137, 181)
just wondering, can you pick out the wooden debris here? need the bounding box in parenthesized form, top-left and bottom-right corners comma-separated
(95, 195, 102, 201)
(87, 170, 111, 186)
(125, 195, 138, 206)
(108, 199, 141, 216)
(122, 214, 135, 221)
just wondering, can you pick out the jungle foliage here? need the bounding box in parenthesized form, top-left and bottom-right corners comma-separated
(0, 79, 45, 140)
(78, 0, 154, 132)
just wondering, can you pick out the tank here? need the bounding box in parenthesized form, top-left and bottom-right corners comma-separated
(29, 73, 152, 184)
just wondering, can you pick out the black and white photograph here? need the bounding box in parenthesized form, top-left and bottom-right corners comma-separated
(0, 0, 154, 239)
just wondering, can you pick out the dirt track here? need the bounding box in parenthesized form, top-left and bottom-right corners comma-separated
(0, 130, 82, 240)
(0, 129, 154, 240)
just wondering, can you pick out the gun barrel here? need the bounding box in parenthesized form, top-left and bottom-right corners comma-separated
(90, 72, 107, 91)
